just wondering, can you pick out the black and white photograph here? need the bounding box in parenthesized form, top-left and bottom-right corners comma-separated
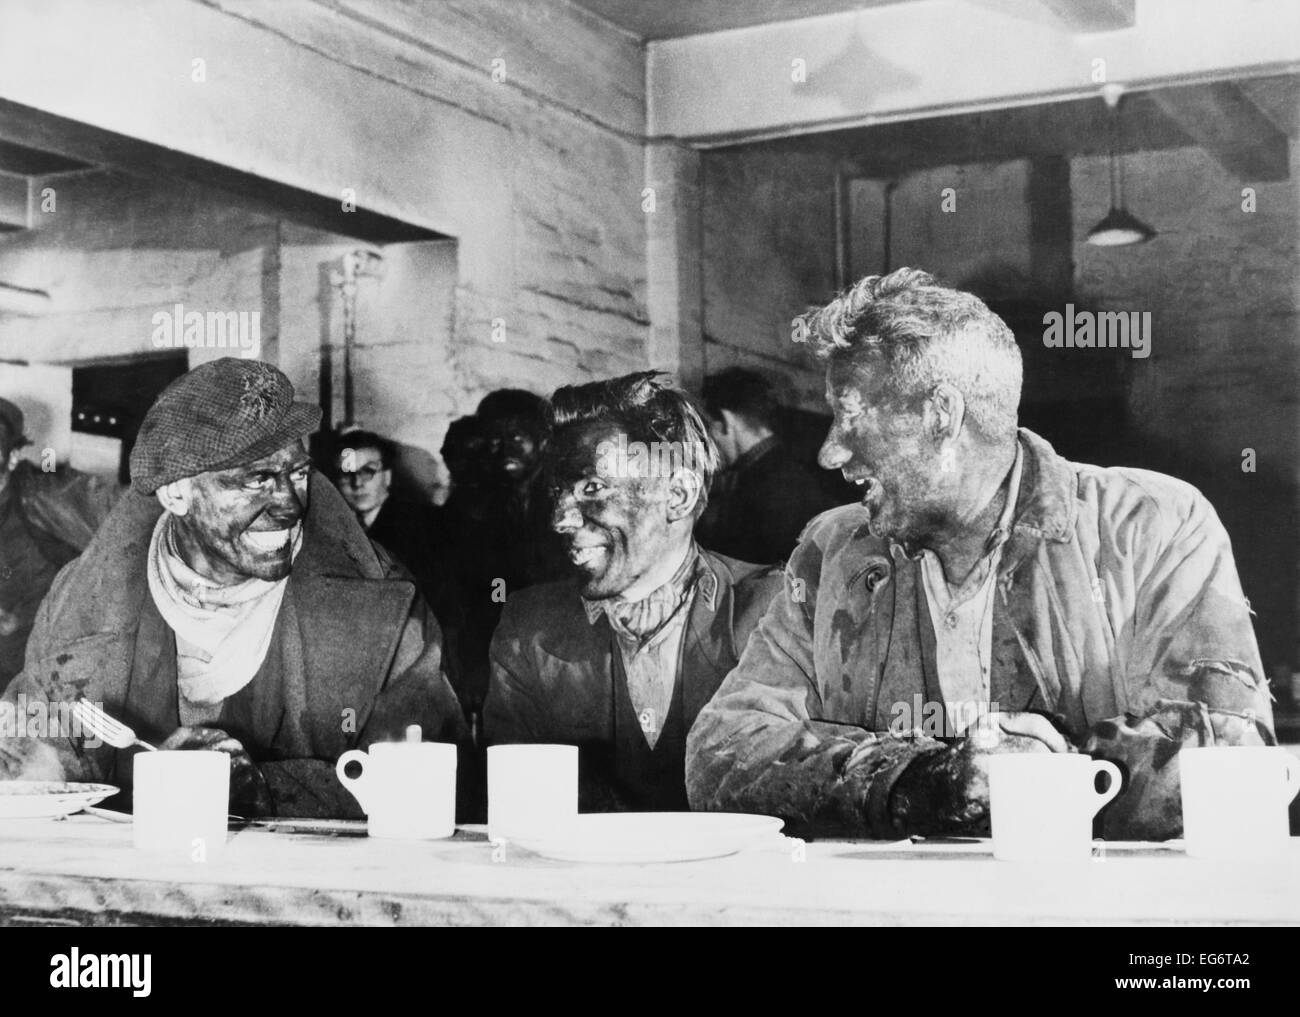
(0, 0, 1296, 974)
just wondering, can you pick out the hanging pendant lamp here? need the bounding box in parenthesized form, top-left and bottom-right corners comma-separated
(1086, 83, 1156, 247)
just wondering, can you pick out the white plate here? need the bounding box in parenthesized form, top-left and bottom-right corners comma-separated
(505, 812, 784, 863)
(0, 781, 119, 819)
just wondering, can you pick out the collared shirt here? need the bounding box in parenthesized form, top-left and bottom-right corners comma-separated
(582, 544, 717, 749)
(917, 445, 1023, 732)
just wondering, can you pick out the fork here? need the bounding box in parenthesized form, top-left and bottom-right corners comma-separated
(71, 700, 158, 752)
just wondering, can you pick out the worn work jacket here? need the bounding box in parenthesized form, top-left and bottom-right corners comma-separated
(1, 474, 465, 817)
(485, 550, 782, 811)
(0, 463, 119, 690)
(686, 429, 1273, 839)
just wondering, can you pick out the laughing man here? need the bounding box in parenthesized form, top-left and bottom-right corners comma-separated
(0, 358, 464, 816)
(485, 372, 782, 811)
(686, 269, 1273, 840)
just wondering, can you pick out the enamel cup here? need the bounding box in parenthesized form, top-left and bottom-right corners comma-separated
(133, 750, 230, 861)
(487, 744, 578, 842)
(1179, 746, 1300, 859)
(988, 753, 1122, 861)
(336, 739, 457, 839)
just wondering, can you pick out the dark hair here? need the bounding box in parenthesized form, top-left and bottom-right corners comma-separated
(799, 267, 1022, 440)
(702, 368, 781, 431)
(548, 371, 719, 510)
(477, 389, 547, 428)
(440, 415, 484, 458)
(336, 429, 397, 469)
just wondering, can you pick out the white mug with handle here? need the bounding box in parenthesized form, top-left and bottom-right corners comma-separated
(989, 752, 1122, 861)
(336, 726, 457, 839)
(1180, 746, 1300, 859)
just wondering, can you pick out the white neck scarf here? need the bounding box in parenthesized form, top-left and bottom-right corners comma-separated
(146, 512, 301, 707)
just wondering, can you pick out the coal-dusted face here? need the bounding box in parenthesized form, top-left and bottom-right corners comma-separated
(547, 421, 676, 600)
(817, 352, 951, 546)
(170, 440, 311, 583)
(484, 414, 542, 484)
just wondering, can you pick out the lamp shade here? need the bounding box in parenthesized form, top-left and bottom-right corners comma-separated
(1086, 206, 1156, 247)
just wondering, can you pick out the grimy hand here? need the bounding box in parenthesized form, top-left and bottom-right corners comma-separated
(160, 726, 274, 817)
(890, 711, 1072, 836)
(969, 711, 1074, 755)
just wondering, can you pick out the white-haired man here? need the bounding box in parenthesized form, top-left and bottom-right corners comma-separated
(686, 268, 1272, 840)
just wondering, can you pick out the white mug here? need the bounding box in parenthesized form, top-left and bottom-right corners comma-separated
(1180, 746, 1300, 859)
(989, 753, 1122, 861)
(487, 744, 578, 841)
(336, 740, 457, 839)
(133, 750, 230, 862)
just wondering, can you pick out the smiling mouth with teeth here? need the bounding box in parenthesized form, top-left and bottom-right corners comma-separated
(850, 477, 882, 505)
(570, 544, 607, 568)
(244, 525, 299, 554)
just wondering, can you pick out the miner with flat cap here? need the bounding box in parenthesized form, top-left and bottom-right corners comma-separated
(1, 358, 465, 817)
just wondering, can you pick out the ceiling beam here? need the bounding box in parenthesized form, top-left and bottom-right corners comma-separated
(0, 171, 28, 230)
(649, 0, 1300, 144)
(1150, 82, 1291, 181)
(0, 139, 90, 176)
(1237, 75, 1300, 138)
(1034, 0, 1135, 32)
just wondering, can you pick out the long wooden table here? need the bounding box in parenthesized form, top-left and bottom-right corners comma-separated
(1, 816, 1296, 926)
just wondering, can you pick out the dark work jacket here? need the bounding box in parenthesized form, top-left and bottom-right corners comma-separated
(484, 550, 783, 812)
(0, 463, 119, 690)
(429, 479, 567, 715)
(365, 496, 441, 609)
(696, 437, 839, 565)
(1, 474, 466, 817)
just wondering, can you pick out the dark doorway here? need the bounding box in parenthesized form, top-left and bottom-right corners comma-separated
(71, 352, 188, 485)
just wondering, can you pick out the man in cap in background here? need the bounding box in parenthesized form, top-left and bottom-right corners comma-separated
(0, 397, 119, 692)
(0, 358, 464, 818)
(695, 367, 840, 565)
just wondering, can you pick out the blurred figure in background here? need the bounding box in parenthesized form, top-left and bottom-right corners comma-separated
(334, 429, 443, 618)
(439, 415, 491, 508)
(477, 388, 577, 590)
(426, 415, 489, 721)
(695, 368, 837, 565)
(432, 393, 566, 732)
(0, 397, 119, 691)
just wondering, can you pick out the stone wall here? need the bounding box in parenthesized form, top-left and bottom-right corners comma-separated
(0, 0, 654, 489)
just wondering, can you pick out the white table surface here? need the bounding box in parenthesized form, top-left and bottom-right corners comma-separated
(0, 816, 1296, 926)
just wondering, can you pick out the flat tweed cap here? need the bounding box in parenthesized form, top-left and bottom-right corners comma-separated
(130, 358, 322, 494)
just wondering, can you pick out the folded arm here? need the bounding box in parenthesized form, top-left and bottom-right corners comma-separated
(1086, 490, 1273, 839)
(686, 560, 946, 838)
